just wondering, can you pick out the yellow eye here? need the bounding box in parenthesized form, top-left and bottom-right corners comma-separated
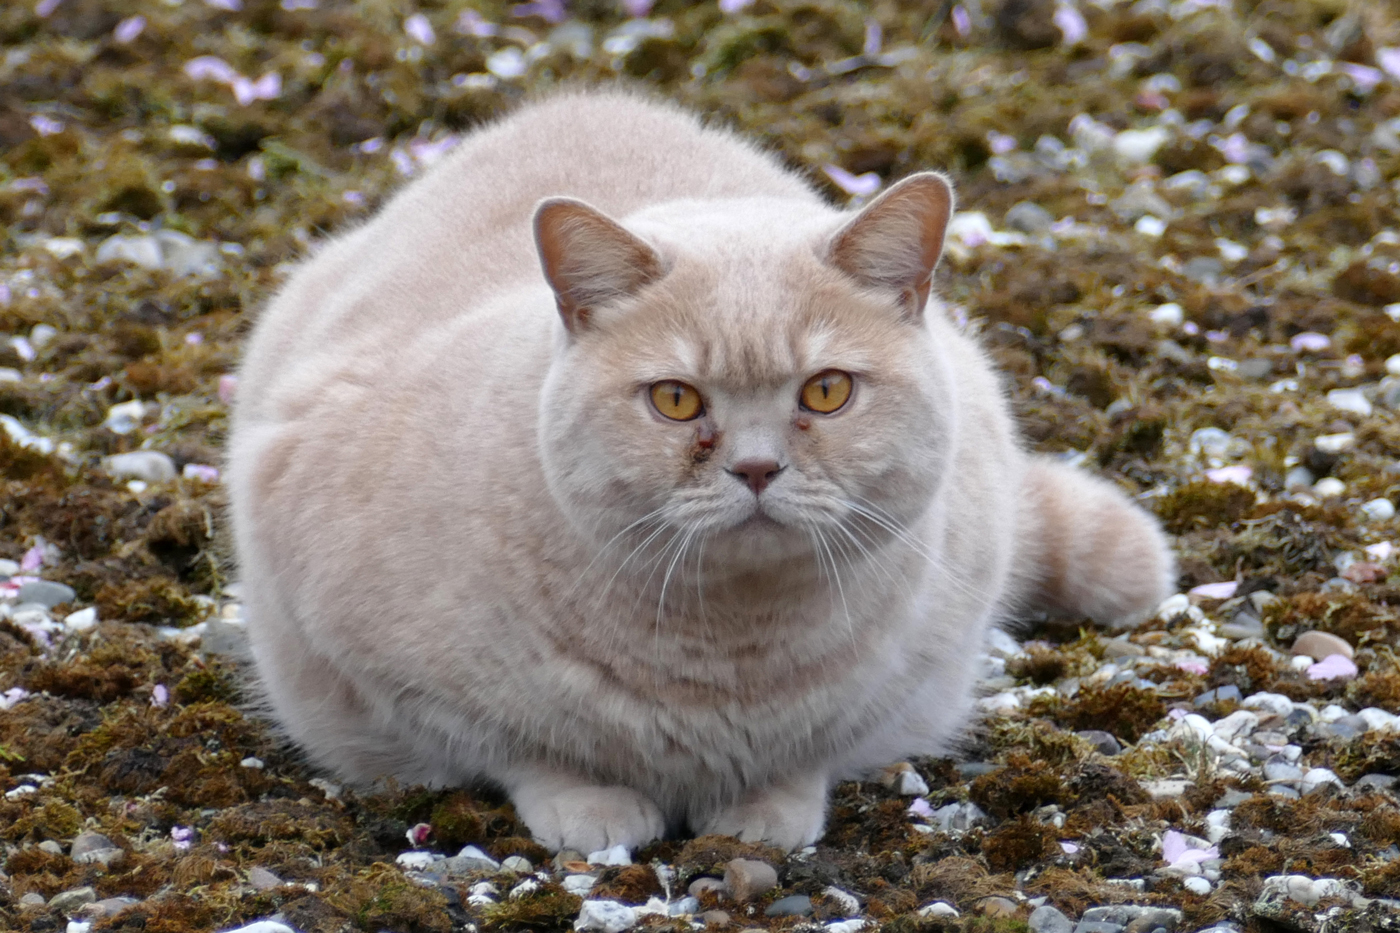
(650, 380, 703, 421)
(800, 370, 853, 414)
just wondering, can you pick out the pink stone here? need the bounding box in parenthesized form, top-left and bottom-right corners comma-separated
(1307, 654, 1358, 681)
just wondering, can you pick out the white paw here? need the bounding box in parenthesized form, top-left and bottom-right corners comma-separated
(511, 782, 665, 853)
(695, 782, 828, 851)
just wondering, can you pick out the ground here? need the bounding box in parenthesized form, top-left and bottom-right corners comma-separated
(0, 0, 1399, 931)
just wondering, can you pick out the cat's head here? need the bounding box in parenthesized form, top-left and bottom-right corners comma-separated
(534, 174, 960, 573)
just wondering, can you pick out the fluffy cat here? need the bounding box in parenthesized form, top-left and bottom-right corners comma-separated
(226, 89, 1174, 853)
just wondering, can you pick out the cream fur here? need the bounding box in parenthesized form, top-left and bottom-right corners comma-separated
(226, 89, 1175, 853)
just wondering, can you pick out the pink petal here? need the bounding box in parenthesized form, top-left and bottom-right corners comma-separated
(151, 684, 169, 708)
(29, 115, 64, 137)
(232, 77, 256, 106)
(250, 72, 281, 100)
(1189, 581, 1237, 600)
(862, 19, 883, 57)
(1205, 466, 1251, 486)
(1289, 332, 1330, 352)
(35, 0, 62, 17)
(1053, 4, 1087, 45)
(185, 56, 240, 84)
(20, 545, 44, 572)
(907, 797, 934, 819)
(183, 464, 220, 483)
(1378, 48, 1400, 80)
(1338, 63, 1383, 93)
(1307, 654, 1358, 681)
(114, 15, 145, 43)
(823, 165, 882, 197)
(1162, 830, 1187, 864)
(1060, 841, 1080, 854)
(404, 13, 436, 46)
(1176, 660, 1209, 676)
(218, 374, 239, 404)
(951, 5, 970, 36)
(204, 0, 243, 10)
(719, 0, 755, 12)
(455, 9, 498, 36)
(622, 0, 654, 16)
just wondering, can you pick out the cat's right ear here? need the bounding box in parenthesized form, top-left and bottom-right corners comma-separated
(826, 172, 954, 321)
(534, 198, 663, 334)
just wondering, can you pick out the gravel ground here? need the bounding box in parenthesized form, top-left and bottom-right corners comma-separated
(2, 0, 1400, 931)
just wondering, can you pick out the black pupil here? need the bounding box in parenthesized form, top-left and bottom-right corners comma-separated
(671, 387, 682, 406)
(820, 378, 830, 398)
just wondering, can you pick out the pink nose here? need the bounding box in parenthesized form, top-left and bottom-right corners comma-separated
(728, 459, 783, 495)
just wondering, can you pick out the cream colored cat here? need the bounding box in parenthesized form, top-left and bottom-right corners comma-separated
(227, 89, 1174, 853)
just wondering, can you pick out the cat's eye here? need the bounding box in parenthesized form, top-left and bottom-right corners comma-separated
(800, 370, 853, 414)
(650, 380, 704, 421)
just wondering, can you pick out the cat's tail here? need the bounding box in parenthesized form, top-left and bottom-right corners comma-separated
(1014, 456, 1176, 628)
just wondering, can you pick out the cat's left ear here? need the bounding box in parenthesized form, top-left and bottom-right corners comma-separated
(534, 197, 664, 334)
(826, 172, 954, 320)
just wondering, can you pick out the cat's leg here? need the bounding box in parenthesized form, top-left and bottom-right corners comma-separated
(1017, 456, 1176, 628)
(691, 772, 829, 850)
(504, 768, 666, 853)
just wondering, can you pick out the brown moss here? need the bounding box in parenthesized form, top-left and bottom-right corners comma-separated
(94, 576, 210, 626)
(207, 800, 352, 850)
(1155, 481, 1256, 534)
(330, 864, 452, 933)
(1005, 647, 1068, 685)
(481, 888, 583, 931)
(970, 753, 1073, 819)
(673, 834, 786, 875)
(981, 814, 1057, 873)
(427, 790, 525, 852)
(590, 864, 663, 902)
(1029, 684, 1166, 744)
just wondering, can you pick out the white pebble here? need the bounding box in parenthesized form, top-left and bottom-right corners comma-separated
(1319, 704, 1349, 723)
(1204, 809, 1232, 845)
(1387, 354, 1400, 376)
(215, 924, 296, 933)
(1135, 215, 1167, 237)
(1313, 477, 1346, 498)
(102, 401, 150, 436)
(1363, 498, 1396, 521)
(1113, 126, 1171, 164)
(501, 855, 533, 873)
(1330, 832, 1351, 848)
(827, 921, 870, 933)
(1302, 769, 1341, 794)
(105, 451, 176, 484)
(917, 902, 960, 918)
(456, 844, 499, 868)
(1182, 876, 1212, 895)
(1242, 693, 1294, 716)
(1314, 432, 1355, 454)
(1326, 388, 1372, 417)
(1358, 707, 1400, 733)
(1149, 302, 1184, 327)
(63, 607, 98, 631)
(894, 768, 929, 796)
(822, 886, 862, 917)
(1289, 655, 1315, 672)
(575, 900, 638, 933)
(562, 875, 597, 896)
(396, 851, 438, 870)
(509, 879, 541, 900)
(240, 756, 264, 769)
(1211, 710, 1260, 743)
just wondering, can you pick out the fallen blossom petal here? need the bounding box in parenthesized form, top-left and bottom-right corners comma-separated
(232, 76, 256, 106)
(1341, 561, 1384, 584)
(404, 13, 436, 45)
(20, 545, 44, 572)
(1307, 654, 1358, 681)
(907, 797, 934, 819)
(1176, 659, 1209, 676)
(218, 374, 239, 403)
(511, 0, 565, 23)
(1162, 829, 1218, 867)
(0, 687, 29, 710)
(1338, 63, 1382, 93)
(250, 72, 282, 100)
(1060, 841, 1080, 854)
(409, 135, 459, 167)
(183, 464, 220, 483)
(113, 15, 145, 43)
(185, 56, 240, 84)
(719, 0, 755, 12)
(1205, 465, 1251, 486)
(35, 0, 62, 17)
(29, 115, 64, 137)
(951, 4, 971, 36)
(823, 164, 882, 197)
(151, 684, 169, 708)
(1289, 331, 1330, 352)
(171, 826, 195, 850)
(621, 0, 654, 16)
(1189, 581, 1237, 600)
(862, 19, 883, 57)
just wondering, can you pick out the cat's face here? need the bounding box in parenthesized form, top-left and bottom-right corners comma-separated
(535, 176, 956, 574)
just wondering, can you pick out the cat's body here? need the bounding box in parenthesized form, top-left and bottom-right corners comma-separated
(227, 90, 1174, 852)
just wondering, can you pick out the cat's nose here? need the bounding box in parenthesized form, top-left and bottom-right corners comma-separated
(727, 459, 784, 495)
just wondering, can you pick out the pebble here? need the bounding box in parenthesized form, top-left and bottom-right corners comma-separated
(1355, 773, 1398, 790)
(978, 897, 1019, 918)
(699, 911, 730, 926)
(49, 887, 97, 912)
(1077, 730, 1121, 756)
(669, 896, 700, 916)
(1029, 904, 1075, 933)
(396, 851, 439, 870)
(764, 895, 814, 918)
(1314, 477, 1347, 498)
(917, 902, 960, 918)
(576, 900, 638, 933)
(1211, 710, 1259, 743)
(1291, 631, 1353, 660)
(1142, 779, 1192, 800)
(1242, 693, 1293, 716)
(19, 892, 46, 909)
(103, 451, 176, 483)
(1073, 921, 1124, 933)
(688, 876, 725, 897)
(1195, 685, 1243, 708)
(220, 923, 298, 933)
(64, 607, 98, 630)
(76, 897, 140, 919)
(1261, 874, 1354, 908)
(1214, 789, 1254, 809)
(1358, 707, 1400, 732)
(880, 761, 930, 795)
(562, 875, 597, 896)
(1204, 810, 1232, 845)
(1183, 877, 1212, 895)
(69, 831, 123, 867)
(39, 839, 64, 854)
(248, 866, 283, 890)
(447, 844, 500, 872)
(723, 859, 778, 902)
(1264, 760, 1304, 783)
(822, 886, 861, 917)
(1005, 201, 1055, 234)
(1302, 769, 1341, 794)
(501, 855, 533, 873)
(1362, 498, 1396, 521)
(928, 800, 988, 832)
(1326, 388, 1372, 416)
(18, 579, 76, 608)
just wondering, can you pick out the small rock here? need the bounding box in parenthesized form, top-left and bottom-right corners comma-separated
(1291, 631, 1353, 660)
(1314, 477, 1347, 498)
(1354, 773, 1399, 791)
(918, 902, 960, 918)
(1214, 788, 1253, 809)
(19, 892, 46, 909)
(1183, 876, 1212, 895)
(69, 831, 123, 867)
(447, 844, 500, 872)
(978, 896, 1020, 918)
(18, 580, 76, 608)
(77, 897, 141, 919)
(248, 866, 283, 890)
(699, 911, 730, 926)
(562, 875, 597, 896)
(1142, 779, 1191, 800)
(64, 607, 98, 630)
(219, 922, 298, 933)
(1029, 905, 1075, 933)
(1358, 707, 1400, 733)
(1302, 768, 1342, 794)
(587, 844, 631, 867)
(501, 855, 533, 873)
(576, 900, 638, 933)
(38, 839, 64, 855)
(103, 451, 175, 483)
(1264, 760, 1304, 783)
(396, 851, 439, 870)
(764, 895, 814, 918)
(1076, 730, 1122, 756)
(823, 887, 862, 917)
(723, 859, 778, 902)
(1005, 201, 1055, 233)
(880, 761, 930, 796)
(1242, 693, 1294, 716)
(1195, 685, 1243, 707)
(49, 887, 98, 912)
(1073, 922, 1124, 933)
(1362, 498, 1396, 521)
(688, 877, 725, 898)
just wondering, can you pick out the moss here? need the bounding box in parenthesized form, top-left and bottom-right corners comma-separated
(970, 754, 1073, 819)
(1155, 481, 1256, 535)
(173, 662, 240, 705)
(590, 864, 663, 902)
(481, 888, 583, 930)
(1028, 684, 1166, 744)
(981, 815, 1057, 873)
(94, 576, 210, 626)
(331, 864, 452, 933)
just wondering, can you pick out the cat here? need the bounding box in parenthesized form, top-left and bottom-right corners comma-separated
(226, 88, 1175, 854)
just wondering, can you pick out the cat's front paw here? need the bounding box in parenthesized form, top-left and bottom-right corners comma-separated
(694, 776, 828, 851)
(510, 779, 665, 853)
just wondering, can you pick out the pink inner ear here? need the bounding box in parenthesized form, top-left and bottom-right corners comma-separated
(534, 198, 662, 333)
(828, 173, 954, 317)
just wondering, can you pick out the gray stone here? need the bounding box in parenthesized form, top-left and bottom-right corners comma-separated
(17, 580, 76, 608)
(1354, 773, 1399, 791)
(1194, 685, 1242, 707)
(69, 831, 116, 861)
(1005, 201, 1055, 234)
(103, 451, 177, 483)
(1182, 256, 1223, 285)
(1263, 760, 1303, 783)
(979, 897, 1019, 918)
(78, 897, 141, 919)
(38, 839, 64, 855)
(1214, 789, 1253, 809)
(1237, 359, 1273, 380)
(699, 911, 731, 926)
(1083, 906, 1181, 932)
(49, 886, 97, 912)
(1073, 922, 1123, 933)
(688, 877, 725, 898)
(248, 866, 283, 890)
(1077, 730, 1122, 756)
(956, 761, 998, 778)
(1030, 905, 1075, 933)
(723, 858, 778, 902)
(19, 892, 47, 908)
(764, 895, 813, 918)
